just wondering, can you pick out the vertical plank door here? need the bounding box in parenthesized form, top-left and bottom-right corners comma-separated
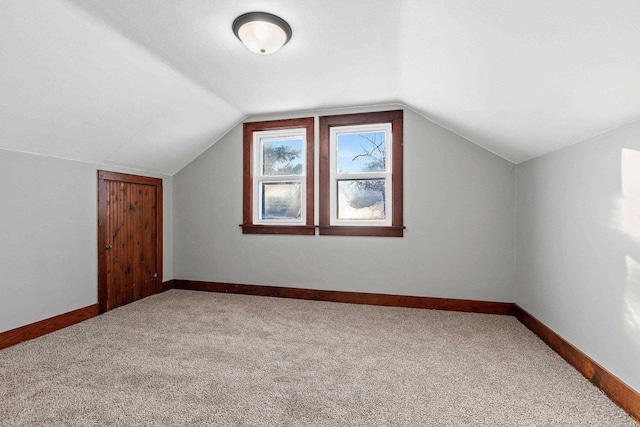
(98, 171, 163, 313)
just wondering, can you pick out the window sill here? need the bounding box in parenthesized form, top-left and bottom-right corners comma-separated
(318, 225, 405, 237)
(240, 224, 405, 237)
(240, 224, 316, 235)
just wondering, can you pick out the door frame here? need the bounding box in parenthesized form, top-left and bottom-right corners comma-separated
(97, 170, 163, 314)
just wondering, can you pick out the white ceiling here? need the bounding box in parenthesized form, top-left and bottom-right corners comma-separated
(2, 0, 640, 174)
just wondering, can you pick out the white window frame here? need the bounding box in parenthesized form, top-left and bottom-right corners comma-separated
(253, 128, 307, 225)
(329, 123, 393, 227)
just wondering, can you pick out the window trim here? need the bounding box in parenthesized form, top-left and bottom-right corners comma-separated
(242, 118, 315, 235)
(319, 110, 404, 237)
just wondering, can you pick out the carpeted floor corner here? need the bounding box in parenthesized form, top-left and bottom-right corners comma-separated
(0, 289, 637, 426)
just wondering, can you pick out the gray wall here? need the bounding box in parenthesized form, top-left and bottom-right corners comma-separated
(516, 118, 640, 392)
(0, 149, 173, 333)
(174, 106, 516, 301)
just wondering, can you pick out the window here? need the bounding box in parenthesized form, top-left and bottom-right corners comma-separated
(241, 111, 402, 237)
(319, 110, 404, 237)
(242, 118, 314, 235)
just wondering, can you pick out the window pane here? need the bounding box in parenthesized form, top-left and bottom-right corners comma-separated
(262, 138, 303, 176)
(337, 179, 385, 220)
(261, 182, 302, 220)
(337, 131, 386, 173)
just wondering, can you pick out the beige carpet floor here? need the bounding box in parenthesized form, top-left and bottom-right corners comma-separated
(0, 289, 636, 426)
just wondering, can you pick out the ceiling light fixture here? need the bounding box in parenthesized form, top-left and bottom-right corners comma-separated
(232, 12, 292, 55)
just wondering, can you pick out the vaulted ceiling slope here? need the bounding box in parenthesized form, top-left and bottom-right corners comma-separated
(2, 0, 640, 174)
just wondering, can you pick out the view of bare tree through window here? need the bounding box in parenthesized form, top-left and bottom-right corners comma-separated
(351, 133, 385, 172)
(337, 131, 385, 174)
(336, 131, 387, 219)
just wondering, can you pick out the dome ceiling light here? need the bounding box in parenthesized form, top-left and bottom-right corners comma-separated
(232, 12, 292, 55)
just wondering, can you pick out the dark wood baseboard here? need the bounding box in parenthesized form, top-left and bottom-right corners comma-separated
(0, 281, 175, 351)
(515, 306, 640, 423)
(174, 280, 516, 315)
(162, 279, 175, 292)
(0, 304, 99, 351)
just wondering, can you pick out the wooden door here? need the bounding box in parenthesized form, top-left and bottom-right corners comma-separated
(98, 171, 162, 313)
